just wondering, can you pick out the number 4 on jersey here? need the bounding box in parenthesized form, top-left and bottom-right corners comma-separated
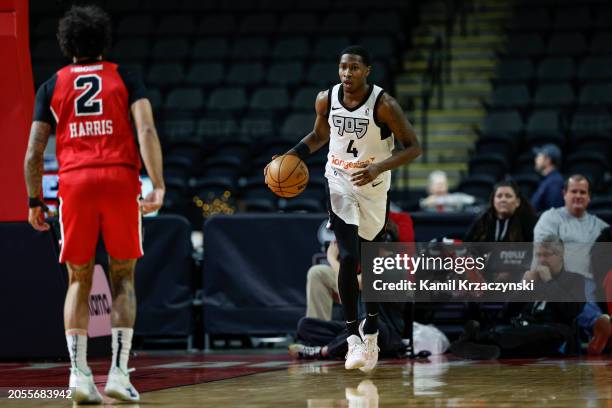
(346, 140, 358, 157)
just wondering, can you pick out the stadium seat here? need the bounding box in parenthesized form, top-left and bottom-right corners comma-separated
(312, 37, 351, 60)
(230, 37, 270, 61)
(278, 12, 318, 34)
(457, 175, 496, 202)
(475, 134, 518, 164)
(207, 87, 248, 112)
(271, 37, 311, 60)
(239, 13, 277, 35)
(225, 63, 265, 86)
(578, 56, 612, 82)
(116, 16, 155, 36)
(239, 113, 276, 139)
(281, 113, 315, 139)
(489, 84, 531, 109)
(547, 33, 587, 57)
(526, 110, 562, 137)
(291, 86, 321, 111)
(589, 195, 612, 211)
(164, 88, 205, 111)
(359, 36, 396, 61)
(505, 34, 545, 57)
(320, 12, 361, 34)
(537, 57, 575, 82)
(589, 33, 612, 55)
(156, 15, 196, 36)
(509, 8, 551, 31)
(511, 173, 540, 199)
(112, 38, 150, 62)
(191, 38, 230, 61)
(362, 12, 402, 35)
(481, 110, 524, 136)
(197, 14, 237, 35)
(266, 62, 304, 87)
(152, 38, 190, 60)
(564, 152, 609, 188)
(185, 63, 224, 88)
(494, 58, 535, 83)
(147, 63, 185, 88)
(468, 154, 508, 181)
(196, 113, 239, 139)
(570, 107, 612, 136)
(249, 88, 290, 112)
(515, 151, 536, 174)
(533, 84, 575, 108)
(572, 134, 612, 157)
(552, 7, 592, 30)
(306, 62, 338, 86)
(578, 83, 612, 106)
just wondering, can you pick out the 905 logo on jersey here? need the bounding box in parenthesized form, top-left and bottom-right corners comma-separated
(332, 115, 369, 139)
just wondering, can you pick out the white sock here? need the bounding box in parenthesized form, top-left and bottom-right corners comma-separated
(111, 327, 133, 372)
(66, 330, 90, 374)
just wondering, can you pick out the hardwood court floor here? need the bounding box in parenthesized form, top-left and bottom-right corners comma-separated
(2, 353, 611, 407)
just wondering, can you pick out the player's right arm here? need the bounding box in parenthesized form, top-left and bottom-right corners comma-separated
(290, 90, 331, 155)
(131, 99, 165, 214)
(265, 90, 330, 175)
(24, 121, 52, 231)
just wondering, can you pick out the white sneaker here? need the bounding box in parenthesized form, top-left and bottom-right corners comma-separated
(104, 367, 140, 402)
(69, 368, 103, 404)
(345, 335, 366, 370)
(359, 320, 380, 373)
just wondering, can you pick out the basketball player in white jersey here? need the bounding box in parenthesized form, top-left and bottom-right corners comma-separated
(267, 46, 421, 372)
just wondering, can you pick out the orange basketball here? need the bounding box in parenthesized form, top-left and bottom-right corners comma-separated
(265, 155, 309, 198)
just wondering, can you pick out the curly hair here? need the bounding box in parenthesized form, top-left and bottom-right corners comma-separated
(57, 5, 111, 59)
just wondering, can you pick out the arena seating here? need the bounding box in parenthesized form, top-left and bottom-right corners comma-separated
(468, 0, 612, 203)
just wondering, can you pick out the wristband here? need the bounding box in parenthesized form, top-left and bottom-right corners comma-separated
(28, 197, 49, 211)
(292, 141, 311, 161)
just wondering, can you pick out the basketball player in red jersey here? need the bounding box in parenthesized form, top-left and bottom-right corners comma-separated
(24, 6, 164, 404)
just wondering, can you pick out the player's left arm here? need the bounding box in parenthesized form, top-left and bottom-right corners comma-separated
(24, 121, 52, 231)
(351, 93, 421, 186)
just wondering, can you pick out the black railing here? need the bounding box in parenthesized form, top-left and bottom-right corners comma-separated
(419, 0, 470, 163)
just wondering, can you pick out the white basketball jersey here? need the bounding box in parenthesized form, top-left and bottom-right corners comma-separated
(325, 83, 394, 192)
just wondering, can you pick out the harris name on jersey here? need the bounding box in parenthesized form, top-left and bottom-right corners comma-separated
(69, 119, 113, 138)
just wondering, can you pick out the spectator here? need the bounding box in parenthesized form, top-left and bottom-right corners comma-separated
(465, 180, 537, 243)
(531, 144, 564, 212)
(592, 227, 612, 316)
(450, 237, 585, 360)
(420, 170, 475, 212)
(306, 240, 340, 321)
(533, 174, 610, 354)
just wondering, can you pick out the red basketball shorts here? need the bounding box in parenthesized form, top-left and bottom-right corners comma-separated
(58, 166, 143, 264)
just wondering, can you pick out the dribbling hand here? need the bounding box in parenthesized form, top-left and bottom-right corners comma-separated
(140, 187, 165, 214)
(28, 206, 50, 231)
(263, 155, 280, 180)
(351, 163, 383, 186)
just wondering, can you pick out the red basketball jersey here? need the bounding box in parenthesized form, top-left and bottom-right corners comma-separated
(38, 61, 142, 174)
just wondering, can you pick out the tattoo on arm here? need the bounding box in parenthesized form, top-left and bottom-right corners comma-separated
(24, 121, 52, 197)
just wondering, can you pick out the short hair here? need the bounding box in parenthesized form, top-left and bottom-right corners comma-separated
(428, 170, 447, 186)
(339, 45, 371, 66)
(57, 5, 112, 59)
(563, 174, 591, 195)
(535, 235, 564, 255)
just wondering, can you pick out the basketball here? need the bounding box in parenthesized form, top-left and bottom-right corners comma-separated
(265, 155, 309, 198)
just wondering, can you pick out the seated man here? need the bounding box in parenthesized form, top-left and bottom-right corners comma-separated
(306, 239, 340, 321)
(451, 238, 586, 359)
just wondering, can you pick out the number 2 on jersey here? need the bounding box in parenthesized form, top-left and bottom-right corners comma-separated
(74, 74, 102, 116)
(346, 140, 358, 157)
